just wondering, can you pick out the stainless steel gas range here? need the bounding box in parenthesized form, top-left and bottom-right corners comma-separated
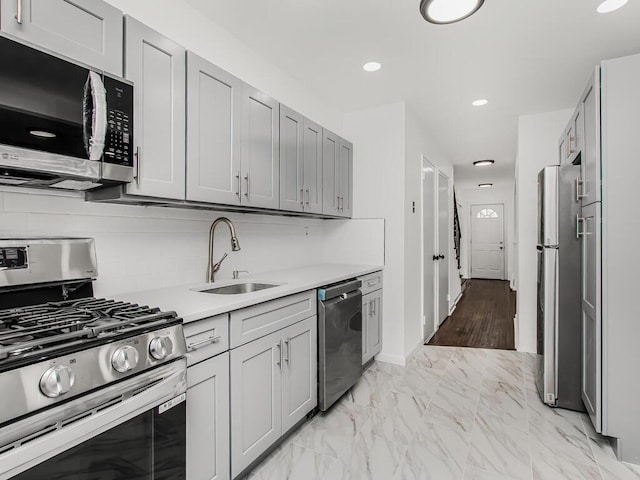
(0, 238, 187, 480)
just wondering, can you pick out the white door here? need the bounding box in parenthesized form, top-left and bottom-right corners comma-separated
(422, 158, 437, 341)
(471, 204, 505, 279)
(437, 172, 450, 325)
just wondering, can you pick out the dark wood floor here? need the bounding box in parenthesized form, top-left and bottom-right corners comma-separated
(428, 279, 516, 350)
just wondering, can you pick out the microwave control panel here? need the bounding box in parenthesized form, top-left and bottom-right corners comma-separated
(103, 76, 133, 168)
(0, 246, 27, 270)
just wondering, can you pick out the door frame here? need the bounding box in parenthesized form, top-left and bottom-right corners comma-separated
(469, 202, 506, 280)
(437, 171, 451, 326)
(421, 156, 439, 343)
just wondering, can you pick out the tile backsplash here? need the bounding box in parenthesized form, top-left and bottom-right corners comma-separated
(0, 188, 384, 297)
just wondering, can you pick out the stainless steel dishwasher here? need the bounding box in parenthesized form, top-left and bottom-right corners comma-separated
(317, 279, 362, 411)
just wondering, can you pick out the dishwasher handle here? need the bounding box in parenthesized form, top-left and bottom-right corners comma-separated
(318, 279, 362, 301)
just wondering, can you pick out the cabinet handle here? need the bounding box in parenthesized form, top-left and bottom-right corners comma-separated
(244, 173, 250, 198)
(371, 299, 376, 316)
(134, 146, 141, 185)
(305, 188, 310, 206)
(236, 171, 241, 198)
(369, 300, 373, 317)
(300, 188, 304, 207)
(276, 340, 282, 368)
(16, 0, 22, 24)
(337, 195, 340, 211)
(575, 177, 586, 202)
(576, 214, 591, 238)
(284, 337, 290, 363)
(187, 335, 221, 350)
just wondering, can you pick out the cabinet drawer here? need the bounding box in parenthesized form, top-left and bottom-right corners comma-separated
(230, 291, 316, 348)
(359, 271, 383, 295)
(184, 314, 229, 366)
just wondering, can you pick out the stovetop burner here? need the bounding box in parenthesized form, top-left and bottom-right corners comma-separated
(0, 298, 179, 364)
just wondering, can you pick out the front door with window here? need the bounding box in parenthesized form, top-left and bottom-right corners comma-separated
(471, 204, 505, 280)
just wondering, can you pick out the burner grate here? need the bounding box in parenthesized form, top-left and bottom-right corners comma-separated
(0, 298, 178, 361)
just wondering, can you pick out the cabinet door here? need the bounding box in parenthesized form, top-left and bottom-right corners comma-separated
(581, 202, 602, 432)
(241, 84, 279, 209)
(281, 316, 317, 432)
(322, 129, 341, 216)
(279, 105, 304, 212)
(580, 68, 601, 206)
(361, 293, 371, 365)
(368, 290, 383, 357)
(230, 331, 282, 477)
(124, 16, 186, 200)
(186, 52, 242, 205)
(187, 352, 230, 480)
(338, 139, 353, 217)
(302, 118, 323, 214)
(0, 0, 123, 75)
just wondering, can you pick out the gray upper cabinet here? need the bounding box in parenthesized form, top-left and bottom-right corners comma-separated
(186, 52, 242, 205)
(580, 68, 601, 206)
(123, 16, 186, 200)
(322, 129, 352, 217)
(0, 0, 123, 75)
(241, 84, 280, 209)
(279, 105, 304, 212)
(186, 352, 230, 480)
(303, 118, 323, 214)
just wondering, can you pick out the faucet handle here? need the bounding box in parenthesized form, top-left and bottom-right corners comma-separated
(212, 252, 228, 273)
(233, 270, 249, 280)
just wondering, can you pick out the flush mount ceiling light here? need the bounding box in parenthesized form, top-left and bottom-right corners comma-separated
(28, 129, 57, 139)
(472, 99, 489, 107)
(478, 183, 493, 188)
(597, 0, 628, 13)
(363, 62, 382, 72)
(420, 0, 485, 24)
(473, 160, 495, 167)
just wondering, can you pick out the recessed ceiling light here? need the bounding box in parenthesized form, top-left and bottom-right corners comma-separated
(472, 99, 488, 107)
(420, 0, 485, 24)
(29, 129, 57, 139)
(473, 160, 495, 167)
(363, 62, 382, 72)
(478, 183, 493, 188)
(597, 0, 628, 13)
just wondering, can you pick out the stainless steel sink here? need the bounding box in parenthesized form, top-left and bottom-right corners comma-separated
(199, 283, 279, 295)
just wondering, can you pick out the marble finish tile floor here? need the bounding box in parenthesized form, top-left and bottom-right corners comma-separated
(247, 346, 640, 480)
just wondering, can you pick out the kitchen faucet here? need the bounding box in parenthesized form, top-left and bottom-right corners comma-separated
(207, 217, 241, 283)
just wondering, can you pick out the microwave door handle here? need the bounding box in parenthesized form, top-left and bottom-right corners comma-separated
(84, 72, 107, 161)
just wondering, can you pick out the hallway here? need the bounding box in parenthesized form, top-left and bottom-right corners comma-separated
(429, 279, 516, 350)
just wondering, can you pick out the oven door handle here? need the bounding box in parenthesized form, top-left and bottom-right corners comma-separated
(0, 359, 186, 480)
(82, 71, 107, 161)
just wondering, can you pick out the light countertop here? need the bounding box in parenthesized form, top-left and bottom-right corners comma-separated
(114, 263, 383, 323)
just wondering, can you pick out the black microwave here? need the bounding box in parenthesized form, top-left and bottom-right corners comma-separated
(0, 35, 133, 191)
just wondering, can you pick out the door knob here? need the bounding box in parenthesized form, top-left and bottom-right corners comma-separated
(439, 255, 445, 260)
(433, 255, 439, 261)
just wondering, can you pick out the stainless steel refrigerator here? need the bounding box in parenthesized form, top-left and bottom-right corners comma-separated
(536, 164, 584, 411)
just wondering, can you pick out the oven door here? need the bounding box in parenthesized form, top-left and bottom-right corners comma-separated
(0, 359, 186, 480)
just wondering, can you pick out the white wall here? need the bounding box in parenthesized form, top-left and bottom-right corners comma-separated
(404, 106, 459, 358)
(515, 108, 572, 352)
(104, 0, 344, 135)
(343, 102, 459, 364)
(456, 184, 515, 284)
(344, 102, 406, 364)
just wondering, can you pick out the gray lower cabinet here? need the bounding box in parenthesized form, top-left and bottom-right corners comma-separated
(187, 352, 230, 480)
(186, 52, 242, 205)
(322, 129, 353, 218)
(0, 0, 123, 75)
(360, 271, 383, 365)
(241, 84, 279, 209)
(123, 16, 186, 200)
(230, 316, 317, 477)
(581, 202, 601, 431)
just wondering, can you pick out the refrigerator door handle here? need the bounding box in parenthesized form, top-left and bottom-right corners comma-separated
(576, 214, 590, 238)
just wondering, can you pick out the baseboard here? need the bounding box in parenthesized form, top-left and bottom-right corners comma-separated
(513, 313, 519, 350)
(376, 352, 406, 367)
(406, 338, 423, 363)
(449, 291, 463, 315)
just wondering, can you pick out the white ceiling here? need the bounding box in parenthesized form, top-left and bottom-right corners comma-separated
(185, 0, 640, 189)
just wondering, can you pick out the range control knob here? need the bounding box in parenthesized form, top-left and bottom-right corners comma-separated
(40, 365, 75, 398)
(149, 336, 174, 361)
(111, 345, 140, 373)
